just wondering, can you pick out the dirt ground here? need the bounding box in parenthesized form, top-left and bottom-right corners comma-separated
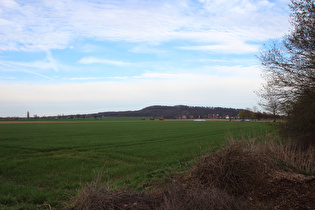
(254, 170, 315, 209)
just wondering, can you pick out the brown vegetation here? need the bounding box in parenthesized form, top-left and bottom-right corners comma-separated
(70, 135, 314, 210)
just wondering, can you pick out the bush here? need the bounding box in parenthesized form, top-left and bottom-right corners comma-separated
(190, 140, 274, 195)
(282, 88, 315, 148)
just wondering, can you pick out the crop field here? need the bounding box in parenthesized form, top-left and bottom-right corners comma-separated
(0, 120, 273, 209)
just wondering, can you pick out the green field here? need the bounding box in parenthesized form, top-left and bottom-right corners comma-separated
(0, 120, 273, 209)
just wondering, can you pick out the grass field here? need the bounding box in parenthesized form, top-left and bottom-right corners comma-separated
(0, 120, 274, 209)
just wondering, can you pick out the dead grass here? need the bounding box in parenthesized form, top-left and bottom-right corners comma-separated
(270, 140, 314, 175)
(70, 133, 315, 210)
(158, 183, 247, 210)
(190, 140, 274, 195)
(226, 132, 314, 175)
(70, 180, 159, 210)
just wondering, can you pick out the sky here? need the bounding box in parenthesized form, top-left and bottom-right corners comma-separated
(0, 0, 291, 117)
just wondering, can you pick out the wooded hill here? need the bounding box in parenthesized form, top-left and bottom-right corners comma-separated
(94, 105, 241, 119)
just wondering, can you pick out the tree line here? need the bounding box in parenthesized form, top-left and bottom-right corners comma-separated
(258, 0, 315, 147)
(97, 105, 242, 119)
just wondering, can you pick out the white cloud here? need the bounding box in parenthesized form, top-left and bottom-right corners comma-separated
(178, 42, 259, 54)
(79, 57, 133, 66)
(0, 76, 15, 80)
(77, 44, 101, 53)
(134, 73, 191, 79)
(0, 0, 18, 9)
(129, 45, 166, 54)
(203, 65, 261, 77)
(45, 50, 59, 72)
(0, 0, 289, 52)
(68, 77, 108, 81)
(68, 76, 128, 81)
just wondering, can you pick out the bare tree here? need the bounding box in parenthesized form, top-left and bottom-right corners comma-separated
(260, 0, 315, 100)
(258, 0, 315, 145)
(257, 75, 283, 122)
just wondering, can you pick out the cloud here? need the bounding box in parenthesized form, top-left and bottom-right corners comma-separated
(79, 57, 133, 66)
(0, 76, 15, 80)
(0, 62, 55, 80)
(45, 51, 59, 72)
(77, 44, 101, 53)
(68, 76, 128, 81)
(68, 77, 108, 81)
(129, 45, 166, 54)
(0, 0, 289, 52)
(134, 73, 190, 79)
(0, 0, 18, 8)
(178, 42, 259, 54)
(203, 65, 261, 77)
(0, 51, 61, 72)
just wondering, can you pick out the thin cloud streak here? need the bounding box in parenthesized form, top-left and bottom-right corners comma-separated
(68, 76, 128, 81)
(0, 52, 63, 72)
(0, 62, 55, 80)
(79, 57, 134, 66)
(178, 42, 260, 54)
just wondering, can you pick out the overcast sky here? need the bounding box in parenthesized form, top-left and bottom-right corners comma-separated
(0, 0, 290, 117)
